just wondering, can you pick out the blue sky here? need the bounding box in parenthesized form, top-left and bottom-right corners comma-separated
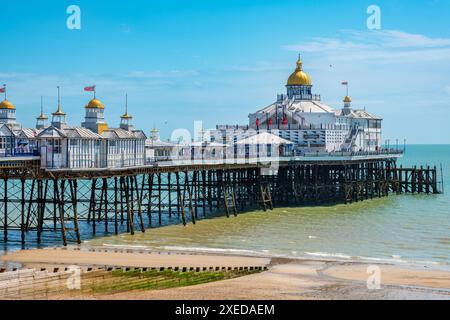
(1, 0, 449, 143)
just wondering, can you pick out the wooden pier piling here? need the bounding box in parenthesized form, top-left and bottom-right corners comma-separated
(0, 157, 442, 245)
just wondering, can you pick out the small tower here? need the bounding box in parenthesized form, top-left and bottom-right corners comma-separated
(342, 82, 352, 115)
(150, 127, 159, 141)
(36, 96, 48, 130)
(81, 89, 108, 133)
(120, 94, 134, 131)
(0, 84, 19, 129)
(51, 86, 67, 129)
(286, 54, 313, 100)
(342, 96, 352, 115)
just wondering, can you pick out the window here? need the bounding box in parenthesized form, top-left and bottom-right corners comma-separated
(0, 137, 5, 150)
(54, 140, 62, 154)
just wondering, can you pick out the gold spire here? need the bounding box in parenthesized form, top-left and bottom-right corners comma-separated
(37, 96, 48, 120)
(52, 86, 66, 116)
(121, 94, 132, 119)
(287, 54, 312, 86)
(343, 96, 352, 103)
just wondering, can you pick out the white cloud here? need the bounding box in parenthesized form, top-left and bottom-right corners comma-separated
(284, 29, 450, 64)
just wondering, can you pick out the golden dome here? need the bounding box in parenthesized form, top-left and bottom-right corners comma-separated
(0, 99, 16, 110)
(85, 98, 105, 109)
(343, 96, 352, 103)
(287, 55, 312, 86)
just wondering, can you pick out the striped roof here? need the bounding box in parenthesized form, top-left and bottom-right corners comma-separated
(236, 132, 293, 145)
(102, 127, 140, 139)
(63, 127, 103, 139)
(17, 128, 40, 139)
(335, 109, 382, 120)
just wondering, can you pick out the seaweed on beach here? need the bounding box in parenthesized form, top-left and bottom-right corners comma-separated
(83, 268, 261, 295)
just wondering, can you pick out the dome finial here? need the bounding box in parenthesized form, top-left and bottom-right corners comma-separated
(287, 54, 312, 86)
(296, 53, 303, 71)
(37, 96, 48, 120)
(121, 93, 132, 119)
(53, 86, 66, 115)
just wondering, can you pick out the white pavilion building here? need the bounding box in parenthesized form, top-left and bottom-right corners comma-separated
(210, 55, 382, 154)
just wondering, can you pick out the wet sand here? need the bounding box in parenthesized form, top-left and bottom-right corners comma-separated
(2, 249, 450, 300)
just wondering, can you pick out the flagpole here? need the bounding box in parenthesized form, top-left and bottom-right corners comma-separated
(57, 86, 61, 111)
(94, 85, 96, 99)
(3, 84, 6, 100)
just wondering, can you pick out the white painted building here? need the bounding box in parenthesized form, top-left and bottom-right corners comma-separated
(210, 55, 382, 154)
(30, 92, 147, 169)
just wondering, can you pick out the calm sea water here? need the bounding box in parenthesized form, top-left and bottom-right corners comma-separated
(86, 145, 450, 269)
(1, 145, 449, 270)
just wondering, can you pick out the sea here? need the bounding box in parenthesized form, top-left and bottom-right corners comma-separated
(1, 145, 449, 270)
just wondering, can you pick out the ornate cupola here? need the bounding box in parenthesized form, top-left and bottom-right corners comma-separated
(81, 88, 108, 134)
(120, 94, 134, 131)
(36, 96, 48, 130)
(286, 54, 313, 100)
(150, 127, 159, 141)
(342, 95, 352, 115)
(343, 95, 352, 107)
(51, 86, 67, 129)
(0, 85, 19, 129)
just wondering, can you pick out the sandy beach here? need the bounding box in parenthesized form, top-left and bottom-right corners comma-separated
(1, 248, 449, 300)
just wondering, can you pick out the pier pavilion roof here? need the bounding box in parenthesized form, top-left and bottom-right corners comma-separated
(37, 126, 104, 139)
(63, 127, 103, 139)
(37, 126, 65, 138)
(256, 100, 335, 115)
(17, 128, 40, 139)
(189, 141, 227, 147)
(236, 132, 293, 145)
(101, 127, 146, 140)
(131, 130, 147, 139)
(0, 124, 15, 137)
(335, 109, 382, 120)
(145, 138, 178, 148)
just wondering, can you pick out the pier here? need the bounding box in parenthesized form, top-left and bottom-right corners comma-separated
(0, 56, 443, 246)
(0, 152, 441, 246)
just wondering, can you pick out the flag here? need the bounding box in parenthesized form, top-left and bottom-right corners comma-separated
(341, 81, 348, 86)
(0, 87, 5, 93)
(84, 85, 96, 92)
(268, 118, 273, 125)
(255, 118, 260, 127)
